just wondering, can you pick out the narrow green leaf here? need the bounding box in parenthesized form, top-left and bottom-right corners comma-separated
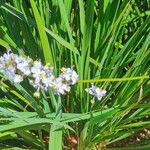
(49, 124, 62, 150)
(45, 28, 79, 55)
(30, 0, 54, 65)
(0, 39, 10, 48)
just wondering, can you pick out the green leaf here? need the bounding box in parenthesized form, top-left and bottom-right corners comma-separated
(0, 39, 10, 48)
(49, 124, 62, 150)
(30, 0, 54, 65)
(45, 28, 79, 55)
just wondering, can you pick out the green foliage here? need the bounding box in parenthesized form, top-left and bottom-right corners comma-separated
(0, 0, 150, 149)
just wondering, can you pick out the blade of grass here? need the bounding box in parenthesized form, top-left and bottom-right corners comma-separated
(49, 124, 62, 150)
(30, 0, 54, 65)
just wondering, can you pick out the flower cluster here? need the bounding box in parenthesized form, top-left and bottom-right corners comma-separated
(0, 51, 78, 96)
(85, 83, 106, 101)
(0, 51, 107, 101)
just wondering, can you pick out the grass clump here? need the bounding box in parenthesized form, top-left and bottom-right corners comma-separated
(0, 0, 150, 149)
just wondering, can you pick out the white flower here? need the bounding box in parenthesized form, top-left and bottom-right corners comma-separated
(0, 51, 33, 83)
(0, 52, 19, 83)
(42, 75, 55, 88)
(52, 77, 71, 95)
(4, 70, 16, 83)
(59, 67, 78, 85)
(14, 74, 23, 83)
(51, 67, 78, 95)
(0, 51, 16, 71)
(85, 84, 106, 100)
(15, 55, 32, 76)
(31, 61, 43, 74)
(30, 61, 54, 90)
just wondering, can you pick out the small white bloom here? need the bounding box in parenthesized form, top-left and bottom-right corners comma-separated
(0, 51, 33, 83)
(42, 75, 55, 88)
(52, 77, 71, 95)
(14, 74, 23, 83)
(85, 84, 106, 100)
(15, 55, 32, 76)
(30, 60, 54, 91)
(31, 61, 43, 75)
(0, 51, 16, 71)
(0, 52, 18, 82)
(59, 67, 78, 85)
(4, 71, 16, 83)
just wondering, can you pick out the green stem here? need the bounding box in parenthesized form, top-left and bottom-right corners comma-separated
(78, 75, 149, 83)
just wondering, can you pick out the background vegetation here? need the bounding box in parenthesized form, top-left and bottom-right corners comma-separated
(0, 0, 150, 149)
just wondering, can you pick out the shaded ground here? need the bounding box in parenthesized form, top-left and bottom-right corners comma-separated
(107, 128, 150, 150)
